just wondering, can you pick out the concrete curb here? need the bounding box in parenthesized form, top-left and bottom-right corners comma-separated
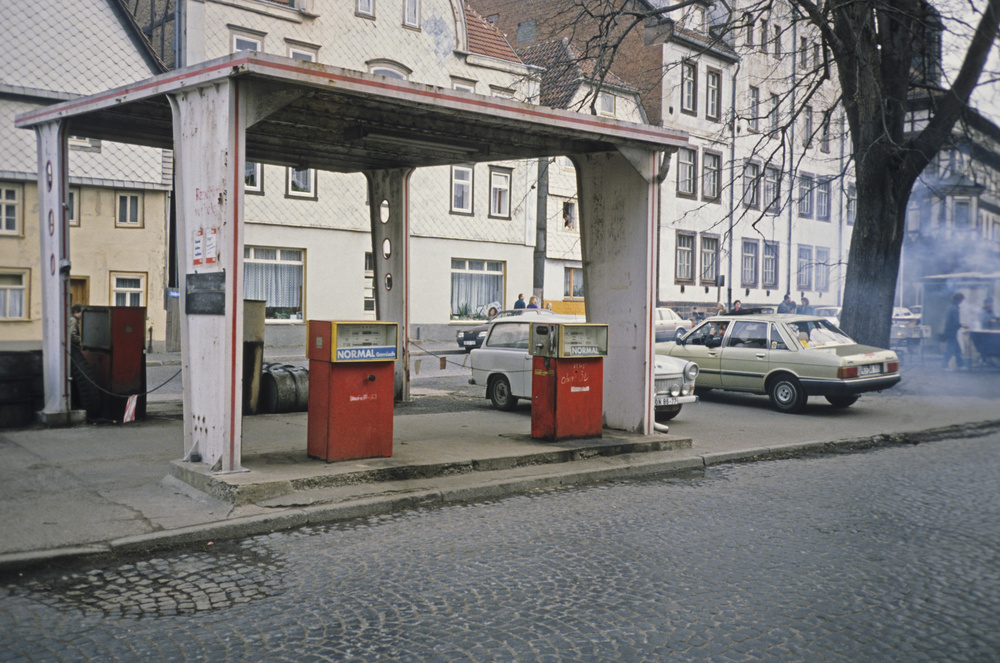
(2, 418, 999, 574)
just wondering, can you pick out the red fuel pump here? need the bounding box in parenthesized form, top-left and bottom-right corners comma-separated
(79, 306, 147, 420)
(306, 320, 398, 462)
(529, 322, 609, 441)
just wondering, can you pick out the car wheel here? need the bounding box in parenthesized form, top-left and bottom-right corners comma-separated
(768, 374, 807, 413)
(825, 394, 859, 408)
(656, 404, 682, 421)
(488, 375, 518, 411)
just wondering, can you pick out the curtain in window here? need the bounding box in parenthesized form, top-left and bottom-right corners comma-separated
(245, 262, 303, 308)
(450, 272, 502, 316)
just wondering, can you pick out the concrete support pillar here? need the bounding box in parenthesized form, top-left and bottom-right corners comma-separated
(34, 121, 77, 423)
(365, 169, 412, 401)
(574, 148, 660, 434)
(168, 81, 246, 472)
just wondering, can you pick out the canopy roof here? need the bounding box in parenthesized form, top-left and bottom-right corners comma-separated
(16, 52, 688, 172)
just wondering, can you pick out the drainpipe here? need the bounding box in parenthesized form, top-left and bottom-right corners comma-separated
(727, 59, 742, 310)
(837, 112, 845, 306)
(787, 19, 798, 297)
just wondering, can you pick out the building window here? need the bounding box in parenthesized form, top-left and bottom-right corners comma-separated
(598, 92, 616, 116)
(847, 183, 857, 225)
(759, 19, 769, 52)
(764, 166, 781, 214)
(245, 162, 263, 194)
(452, 77, 476, 93)
(451, 165, 473, 214)
(286, 167, 316, 199)
(517, 19, 536, 44)
(815, 247, 830, 291)
(743, 162, 761, 209)
(111, 273, 146, 307)
(681, 61, 697, 115)
(820, 116, 831, 152)
(700, 235, 719, 285)
(68, 136, 101, 153)
(232, 34, 262, 53)
(677, 148, 697, 197)
(403, 0, 420, 28)
(450, 258, 504, 318)
(797, 245, 813, 291)
(953, 199, 972, 228)
(562, 201, 577, 231)
(0, 270, 28, 319)
(762, 242, 779, 288)
(748, 86, 760, 132)
(116, 192, 143, 227)
(706, 70, 721, 121)
(489, 167, 512, 219)
(1, 185, 21, 236)
(798, 175, 814, 218)
(357, 0, 374, 18)
(288, 46, 317, 62)
(564, 267, 584, 298)
(745, 13, 754, 46)
(803, 105, 813, 146)
(676, 232, 695, 283)
(742, 240, 759, 287)
(774, 25, 782, 57)
(769, 93, 780, 133)
(368, 60, 411, 80)
(245, 246, 304, 320)
(800, 37, 809, 68)
(703, 152, 721, 202)
(67, 188, 81, 226)
(816, 180, 831, 220)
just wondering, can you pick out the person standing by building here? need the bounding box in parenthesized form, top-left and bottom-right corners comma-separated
(942, 292, 968, 369)
(526, 296, 539, 309)
(513, 294, 526, 309)
(777, 294, 795, 313)
(978, 297, 998, 330)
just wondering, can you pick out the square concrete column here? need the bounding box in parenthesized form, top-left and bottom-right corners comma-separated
(168, 81, 247, 472)
(33, 120, 78, 424)
(574, 148, 661, 434)
(365, 169, 413, 402)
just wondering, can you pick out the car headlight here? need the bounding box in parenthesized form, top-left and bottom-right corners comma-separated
(670, 383, 681, 397)
(685, 362, 699, 381)
(478, 330, 487, 338)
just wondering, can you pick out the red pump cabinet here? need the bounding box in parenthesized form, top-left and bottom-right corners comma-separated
(79, 306, 147, 420)
(307, 321, 398, 462)
(529, 322, 609, 441)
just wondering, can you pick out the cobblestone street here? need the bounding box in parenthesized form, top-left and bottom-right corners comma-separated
(2, 433, 999, 662)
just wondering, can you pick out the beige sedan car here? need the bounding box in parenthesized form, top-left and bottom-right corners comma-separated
(659, 313, 900, 413)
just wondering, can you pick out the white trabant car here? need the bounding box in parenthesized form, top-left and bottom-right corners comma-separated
(470, 318, 699, 420)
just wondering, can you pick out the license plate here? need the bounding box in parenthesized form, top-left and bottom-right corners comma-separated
(463, 340, 476, 346)
(859, 364, 882, 375)
(655, 395, 678, 406)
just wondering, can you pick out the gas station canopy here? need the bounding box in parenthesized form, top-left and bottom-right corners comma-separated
(17, 52, 687, 173)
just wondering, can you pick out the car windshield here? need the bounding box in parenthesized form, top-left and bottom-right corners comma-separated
(785, 319, 854, 348)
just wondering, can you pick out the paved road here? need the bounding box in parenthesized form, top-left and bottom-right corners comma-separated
(2, 433, 997, 661)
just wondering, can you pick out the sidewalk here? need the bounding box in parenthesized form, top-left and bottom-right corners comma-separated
(1, 353, 998, 573)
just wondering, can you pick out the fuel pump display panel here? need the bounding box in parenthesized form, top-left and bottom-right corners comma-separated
(530, 323, 609, 358)
(309, 321, 398, 362)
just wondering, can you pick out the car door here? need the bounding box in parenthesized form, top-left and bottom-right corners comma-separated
(668, 320, 726, 388)
(484, 321, 533, 398)
(720, 320, 771, 391)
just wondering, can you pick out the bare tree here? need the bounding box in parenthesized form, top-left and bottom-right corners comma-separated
(474, 0, 1000, 346)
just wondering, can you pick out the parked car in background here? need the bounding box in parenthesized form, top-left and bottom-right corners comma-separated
(455, 308, 571, 351)
(654, 307, 693, 342)
(471, 318, 699, 420)
(890, 307, 931, 353)
(657, 313, 900, 413)
(813, 306, 842, 327)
